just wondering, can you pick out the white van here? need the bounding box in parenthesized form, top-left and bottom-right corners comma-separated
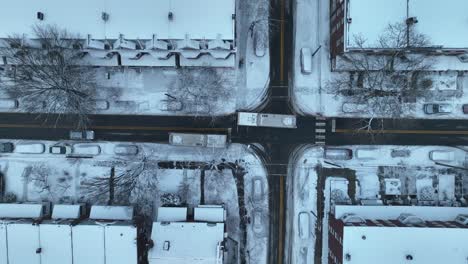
(300, 48, 312, 74)
(15, 143, 45, 154)
(0, 99, 18, 109)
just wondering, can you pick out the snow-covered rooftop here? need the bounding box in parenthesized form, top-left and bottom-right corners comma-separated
(157, 207, 188, 222)
(346, 0, 468, 49)
(0, 0, 235, 40)
(334, 205, 468, 221)
(194, 206, 225, 223)
(343, 226, 468, 264)
(89, 205, 133, 220)
(149, 222, 225, 264)
(0, 203, 43, 219)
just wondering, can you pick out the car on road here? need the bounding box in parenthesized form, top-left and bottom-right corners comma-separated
(159, 100, 183, 111)
(324, 148, 352, 160)
(0, 142, 14, 153)
(429, 150, 455, 162)
(300, 48, 312, 74)
(70, 130, 95, 140)
(423, 103, 453, 114)
(49, 145, 72, 155)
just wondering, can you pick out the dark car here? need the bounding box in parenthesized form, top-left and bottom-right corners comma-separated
(463, 104, 468, 114)
(0, 142, 14, 153)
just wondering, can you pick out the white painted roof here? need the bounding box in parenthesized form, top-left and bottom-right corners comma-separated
(346, 0, 468, 49)
(6, 223, 41, 264)
(343, 226, 468, 264)
(194, 206, 225, 223)
(0, 203, 43, 218)
(0, 0, 235, 40)
(39, 224, 73, 264)
(52, 204, 81, 219)
(0, 224, 7, 264)
(104, 225, 138, 264)
(149, 222, 225, 264)
(334, 205, 468, 221)
(157, 207, 188, 222)
(90, 205, 133, 220)
(72, 224, 105, 264)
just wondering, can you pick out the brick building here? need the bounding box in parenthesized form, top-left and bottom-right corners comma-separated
(328, 205, 468, 264)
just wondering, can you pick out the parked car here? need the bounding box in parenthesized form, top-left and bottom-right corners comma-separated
(70, 130, 95, 140)
(253, 26, 267, 57)
(298, 212, 311, 239)
(342, 102, 367, 113)
(0, 142, 14, 153)
(92, 100, 110, 110)
(0, 98, 18, 109)
(429, 150, 455, 162)
(251, 177, 264, 202)
(300, 48, 312, 74)
(462, 104, 468, 114)
(72, 144, 101, 156)
(423, 103, 452, 114)
(159, 100, 183, 111)
(252, 209, 265, 235)
(324, 148, 352, 160)
(49, 145, 72, 155)
(355, 148, 377, 160)
(15, 143, 45, 154)
(114, 144, 139, 156)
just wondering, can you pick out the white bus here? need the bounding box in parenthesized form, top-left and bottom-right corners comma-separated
(237, 112, 297, 128)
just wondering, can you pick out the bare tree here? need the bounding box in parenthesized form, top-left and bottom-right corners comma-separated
(328, 22, 433, 130)
(170, 68, 234, 117)
(0, 25, 96, 128)
(80, 155, 159, 217)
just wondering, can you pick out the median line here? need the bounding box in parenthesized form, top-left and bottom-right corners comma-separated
(335, 128, 468, 135)
(0, 123, 228, 132)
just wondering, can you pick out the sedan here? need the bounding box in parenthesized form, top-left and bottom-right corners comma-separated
(49, 145, 72, 155)
(0, 142, 14, 153)
(423, 103, 452, 114)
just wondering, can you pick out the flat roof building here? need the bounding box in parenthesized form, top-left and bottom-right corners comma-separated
(329, 205, 468, 264)
(149, 205, 226, 264)
(0, 204, 138, 264)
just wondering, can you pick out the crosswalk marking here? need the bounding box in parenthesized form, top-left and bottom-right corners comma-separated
(315, 117, 327, 145)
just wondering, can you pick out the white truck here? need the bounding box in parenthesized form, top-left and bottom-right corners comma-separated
(237, 112, 297, 128)
(169, 133, 227, 148)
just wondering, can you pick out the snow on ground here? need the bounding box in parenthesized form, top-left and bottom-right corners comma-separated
(0, 0, 269, 116)
(0, 140, 269, 264)
(287, 144, 468, 264)
(292, 0, 468, 119)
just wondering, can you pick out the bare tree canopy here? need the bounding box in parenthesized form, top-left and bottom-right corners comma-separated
(170, 68, 233, 116)
(328, 22, 433, 118)
(0, 25, 96, 128)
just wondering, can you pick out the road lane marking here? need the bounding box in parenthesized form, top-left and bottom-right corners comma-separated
(335, 128, 468, 135)
(0, 123, 228, 132)
(280, 0, 285, 81)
